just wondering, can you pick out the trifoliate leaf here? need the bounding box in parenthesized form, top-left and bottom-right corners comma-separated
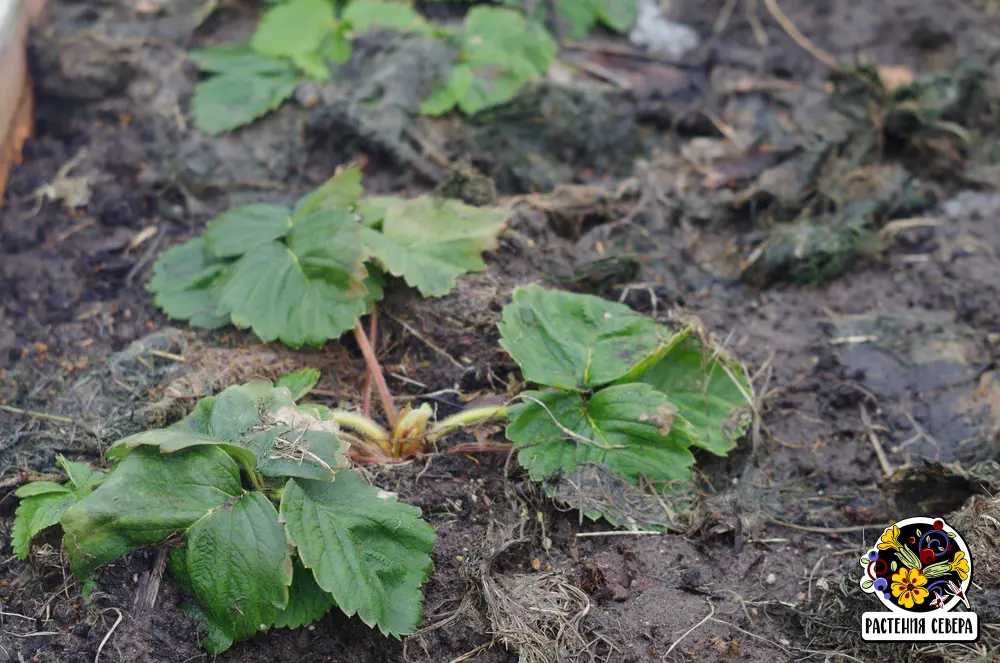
(62, 446, 243, 577)
(191, 72, 299, 135)
(203, 203, 292, 258)
(422, 7, 555, 116)
(292, 166, 363, 218)
(105, 429, 260, 477)
(274, 559, 336, 629)
(182, 492, 293, 654)
(11, 457, 105, 559)
(342, 0, 433, 36)
(506, 383, 697, 489)
(497, 285, 677, 391)
(168, 381, 349, 480)
(275, 368, 322, 401)
(464, 7, 556, 75)
(626, 334, 754, 456)
(360, 196, 506, 297)
(212, 223, 368, 346)
(280, 473, 436, 636)
(148, 237, 230, 329)
(251, 0, 336, 62)
(189, 45, 296, 76)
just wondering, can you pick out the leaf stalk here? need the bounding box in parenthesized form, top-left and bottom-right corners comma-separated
(426, 406, 508, 443)
(353, 318, 399, 431)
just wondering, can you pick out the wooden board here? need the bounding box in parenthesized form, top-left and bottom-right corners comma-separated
(0, 0, 45, 203)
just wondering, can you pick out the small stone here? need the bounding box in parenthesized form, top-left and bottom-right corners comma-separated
(765, 572, 777, 585)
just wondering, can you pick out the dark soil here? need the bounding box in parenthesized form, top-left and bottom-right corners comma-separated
(3, 1, 1000, 662)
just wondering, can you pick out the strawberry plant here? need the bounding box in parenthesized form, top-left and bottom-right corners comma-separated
(419, 6, 557, 116)
(497, 285, 754, 518)
(12, 379, 436, 654)
(191, 0, 434, 133)
(190, 0, 644, 132)
(149, 165, 505, 455)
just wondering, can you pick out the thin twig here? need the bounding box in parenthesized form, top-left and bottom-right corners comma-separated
(0, 404, 80, 427)
(146, 349, 185, 362)
(662, 599, 715, 659)
(576, 530, 665, 538)
(806, 554, 828, 602)
(0, 472, 63, 490)
(861, 404, 894, 477)
(5, 631, 65, 638)
(0, 609, 36, 621)
(95, 608, 123, 663)
(768, 518, 884, 534)
(353, 318, 399, 431)
(713, 0, 739, 36)
(746, 0, 770, 47)
(762, 0, 839, 69)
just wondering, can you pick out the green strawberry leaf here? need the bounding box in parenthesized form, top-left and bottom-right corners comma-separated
(275, 368, 322, 401)
(251, 0, 336, 63)
(211, 211, 368, 346)
(13, 481, 72, 498)
(274, 558, 336, 629)
(555, 0, 598, 40)
(12, 492, 74, 559)
(280, 472, 436, 636)
(626, 334, 754, 456)
(506, 383, 697, 489)
(292, 166, 363, 218)
(360, 196, 506, 297)
(464, 7, 556, 75)
(105, 429, 260, 476)
(419, 73, 462, 116)
(191, 72, 299, 135)
(148, 237, 230, 329)
(160, 381, 348, 480)
(57, 455, 106, 492)
(342, 0, 433, 36)
(497, 285, 678, 391)
(594, 0, 640, 33)
(189, 45, 296, 77)
(61, 446, 244, 577)
(455, 65, 528, 116)
(181, 492, 293, 654)
(203, 203, 292, 258)
(422, 7, 556, 116)
(12, 456, 105, 559)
